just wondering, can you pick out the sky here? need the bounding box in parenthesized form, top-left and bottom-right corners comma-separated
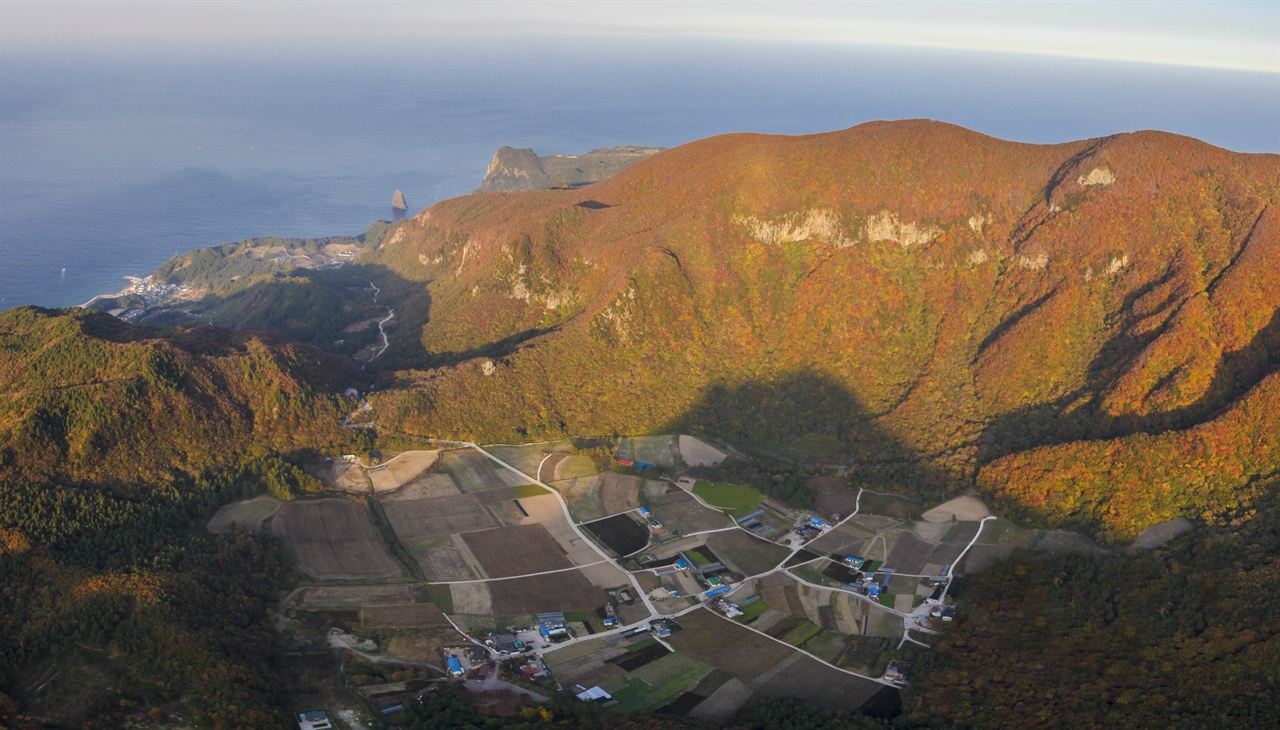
(3, 0, 1278, 74)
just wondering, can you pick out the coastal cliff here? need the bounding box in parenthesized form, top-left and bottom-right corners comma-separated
(475, 145, 664, 192)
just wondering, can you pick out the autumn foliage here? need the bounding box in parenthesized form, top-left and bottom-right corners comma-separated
(359, 120, 1278, 540)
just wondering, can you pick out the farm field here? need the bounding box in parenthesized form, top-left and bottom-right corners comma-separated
(807, 477, 859, 517)
(461, 524, 572, 578)
(449, 583, 494, 615)
(705, 530, 789, 575)
(678, 435, 727, 467)
(207, 495, 282, 533)
(544, 636, 632, 687)
(668, 609, 794, 682)
(272, 499, 402, 580)
(920, 494, 991, 522)
(360, 603, 451, 629)
(688, 677, 754, 723)
(692, 481, 762, 519)
(440, 449, 528, 492)
(617, 435, 681, 467)
(604, 652, 713, 713)
(487, 570, 609, 614)
(414, 536, 480, 581)
(549, 453, 598, 481)
(380, 473, 461, 500)
(381, 492, 504, 543)
(746, 651, 882, 712)
(366, 450, 440, 492)
(583, 513, 649, 556)
(856, 492, 918, 520)
(883, 531, 937, 574)
(301, 585, 413, 608)
(595, 472, 642, 515)
(806, 520, 883, 556)
(650, 493, 734, 535)
(485, 443, 559, 477)
(552, 474, 605, 522)
(515, 494, 605, 567)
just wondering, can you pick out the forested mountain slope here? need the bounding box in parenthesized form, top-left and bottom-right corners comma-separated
(0, 306, 358, 726)
(0, 306, 355, 485)
(362, 120, 1279, 539)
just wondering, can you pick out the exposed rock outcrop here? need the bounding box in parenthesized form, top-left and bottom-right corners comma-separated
(475, 145, 664, 193)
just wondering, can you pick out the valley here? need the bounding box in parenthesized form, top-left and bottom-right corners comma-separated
(237, 430, 1130, 726)
(3, 119, 1277, 729)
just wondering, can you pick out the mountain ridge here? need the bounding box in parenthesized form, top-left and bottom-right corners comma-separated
(363, 119, 1279, 540)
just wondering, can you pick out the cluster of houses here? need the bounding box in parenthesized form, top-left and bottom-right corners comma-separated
(713, 598, 743, 618)
(536, 612, 573, 642)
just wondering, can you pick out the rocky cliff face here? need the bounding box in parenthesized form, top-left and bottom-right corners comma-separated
(474, 145, 663, 192)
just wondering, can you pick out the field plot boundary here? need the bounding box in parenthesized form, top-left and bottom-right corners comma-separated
(272, 499, 403, 581)
(461, 524, 573, 578)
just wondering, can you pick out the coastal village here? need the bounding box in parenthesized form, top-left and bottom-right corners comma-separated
(207, 430, 1105, 729)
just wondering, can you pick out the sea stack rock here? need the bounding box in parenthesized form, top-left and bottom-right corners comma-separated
(391, 190, 408, 210)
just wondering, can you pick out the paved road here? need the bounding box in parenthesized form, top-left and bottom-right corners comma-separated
(315, 426, 976, 684)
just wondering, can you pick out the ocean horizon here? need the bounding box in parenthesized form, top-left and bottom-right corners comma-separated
(3, 38, 1277, 311)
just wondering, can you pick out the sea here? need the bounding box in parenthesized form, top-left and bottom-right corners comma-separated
(2, 37, 1276, 310)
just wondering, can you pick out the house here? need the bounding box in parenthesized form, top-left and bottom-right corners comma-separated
(840, 555, 867, 569)
(618, 459, 635, 467)
(651, 620, 672, 637)
(704, 585, 731, 599)
(714, 600, 742, 618)
(298, 710, 333, 730)
(447, 657, 464, 676)
(926, 586, 944, 604)
(639, 506, 653, 518)
(489, 633, 525, 653)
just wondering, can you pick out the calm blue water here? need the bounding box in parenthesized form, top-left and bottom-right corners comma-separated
(2, 38, 1277, 309)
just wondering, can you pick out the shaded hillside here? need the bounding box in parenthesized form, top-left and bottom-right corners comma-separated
(475, 145, 665, 192)
(902, 482, 1280, 729)
(363, 120, 1279, 539)
(0, 306, 356, 485)
(0, 307, 367, 726)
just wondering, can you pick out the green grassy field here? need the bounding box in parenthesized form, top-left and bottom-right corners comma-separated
(604, 652, 711, 713)
(782, 621, 824, 647)
(738, 598, 771, 622)
(692, 481, 764, 519)
(791, 565, 837, 587)
(513, 484, 550, 498)
(803, 630, 850, 662)
(424, 584, 454, 613)
(556, 454, 599, 480)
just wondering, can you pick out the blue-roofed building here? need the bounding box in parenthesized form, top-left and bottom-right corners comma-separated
(298, 711, 333, 730)
(447, 657, 464, 676)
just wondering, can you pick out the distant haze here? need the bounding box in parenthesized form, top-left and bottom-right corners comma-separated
(4, 1, 1277, 73)
(1, 18, 1277, 310)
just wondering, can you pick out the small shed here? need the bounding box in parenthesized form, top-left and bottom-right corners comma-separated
(298, 710, 334, 730)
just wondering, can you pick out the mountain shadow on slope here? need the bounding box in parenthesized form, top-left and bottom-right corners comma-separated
(670, 370, 949, 500)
